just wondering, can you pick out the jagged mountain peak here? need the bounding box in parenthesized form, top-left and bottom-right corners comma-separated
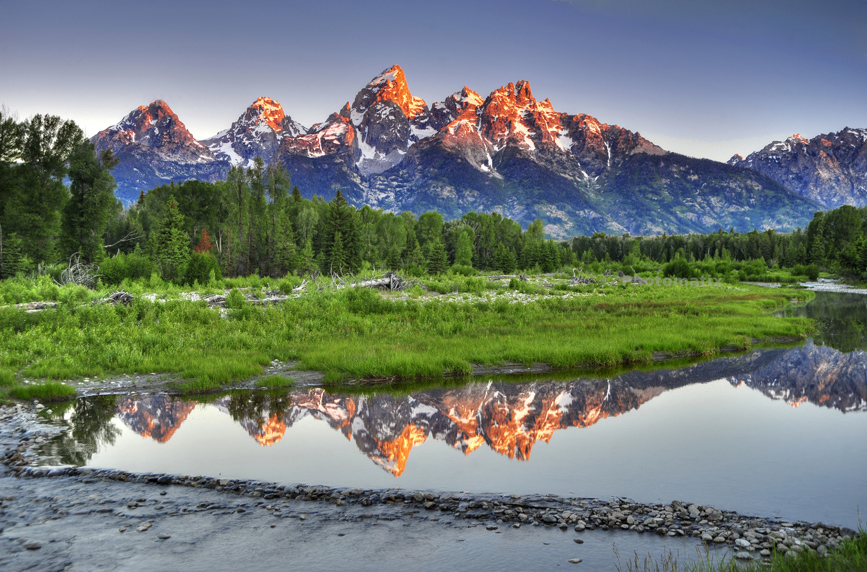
(351, 64, 427, 124)
(100, 99, 198, 149)
(249, 96, 286, 131)
(202, 96, 306, 167)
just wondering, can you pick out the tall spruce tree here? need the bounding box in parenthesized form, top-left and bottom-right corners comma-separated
(325, 190, 359, 272)
(154, 196, 190, 281)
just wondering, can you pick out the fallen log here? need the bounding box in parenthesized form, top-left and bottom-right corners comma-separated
(348, 272, 409, 291)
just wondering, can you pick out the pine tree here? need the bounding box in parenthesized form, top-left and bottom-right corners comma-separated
(328, 231, 347, 274)
(0, 230, 26, 278)
(154, 196, 190, 281)
(299, 238, 316, 275)
(291, 186, 302, 203)
(324, 190, 359, 272)
(386, 245, 401, 270)
(454, 230, 473, 267)
(425, 238, 448, 275)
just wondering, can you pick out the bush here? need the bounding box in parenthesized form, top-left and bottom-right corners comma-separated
(99, 253, 155, 285)
(450, 264, 476, 276)
(183, 253, 221, 286)
(663, 258, 692, 279)
(225, 289, 247, 310)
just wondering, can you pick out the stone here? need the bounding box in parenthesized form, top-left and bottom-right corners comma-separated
(735, 538, 751, 549)
(158, 534, 171, 540)
(568, 558, 583, 564)
(542, 514, 559, 524)
(136, 522, 152, 532)
(23, 542, 42, 550)
(412, 492, 424, 502)
(713, 536, 726, 544)
(734, 552, 752, 560)
(573, 539, 584, 544)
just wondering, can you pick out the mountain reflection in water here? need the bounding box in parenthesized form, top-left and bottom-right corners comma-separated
(44, 341, 866, 476)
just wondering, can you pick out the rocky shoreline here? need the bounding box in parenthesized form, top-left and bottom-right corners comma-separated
(1, 403, 859, 568)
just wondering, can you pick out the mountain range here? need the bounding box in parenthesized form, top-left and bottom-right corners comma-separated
(94, 65, 859, 237)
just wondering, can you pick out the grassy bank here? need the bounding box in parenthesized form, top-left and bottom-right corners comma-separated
(617, 530, 867, 571)
(0, 273, 813, 398)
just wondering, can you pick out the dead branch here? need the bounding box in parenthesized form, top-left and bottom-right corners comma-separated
(54, 253, 99, 289)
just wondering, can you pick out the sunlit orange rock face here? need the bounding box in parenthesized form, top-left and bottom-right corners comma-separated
(117, 396, 196, 444)
(358, 65, 427, 120)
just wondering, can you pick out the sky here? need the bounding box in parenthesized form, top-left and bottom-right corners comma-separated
(1, 0, 865, 161)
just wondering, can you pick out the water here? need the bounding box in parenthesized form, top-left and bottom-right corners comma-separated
(40, 292, 867, 530)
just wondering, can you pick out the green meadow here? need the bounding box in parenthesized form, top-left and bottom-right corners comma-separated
(0, 272, 812, 399)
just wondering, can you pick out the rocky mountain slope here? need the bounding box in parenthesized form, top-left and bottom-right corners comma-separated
(728, 128, 867, 209)
(92, 101, 230, 204)
(94, 67, 823, 235)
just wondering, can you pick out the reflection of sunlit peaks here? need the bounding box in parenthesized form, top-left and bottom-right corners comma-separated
(790, 396, 808, 408)
(117, 397, 196, 444)
(370, 423, 428, 476)
(251, 414, 287, 447)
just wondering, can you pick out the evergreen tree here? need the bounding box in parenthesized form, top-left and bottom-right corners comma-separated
(454, 230, 473, 267)
(328, 231, 348, 274)
(494, 243, 514, 273)
(425, 238, 448, 275)
(0, 230, 26, 278)
(291, 186, 302, 202)
(153, 196, 190, 281)
(386, 245, 401, 270)
(324, 190, 359, 272)
(299, 238, 316, 275)
(60, 143, 118, 263)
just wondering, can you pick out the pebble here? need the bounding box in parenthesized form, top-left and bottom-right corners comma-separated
(157, 534, 171, 540)
(23, 541, 42, 550)
(568, 558, 583, 564)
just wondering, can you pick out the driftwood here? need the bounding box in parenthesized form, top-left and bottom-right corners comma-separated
(98, 291, 134, 305)
(350, 272, 408, 291)
(7, 301, 59, 313)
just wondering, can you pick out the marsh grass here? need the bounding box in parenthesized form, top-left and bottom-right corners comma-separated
(0, 276, 813, 398)
(614, 531, 867, 572)
(9, 382, 77, 402)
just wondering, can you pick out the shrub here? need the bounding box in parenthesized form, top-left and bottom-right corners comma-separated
(663, 258, 692, 279)
(183, 253, 221, 286)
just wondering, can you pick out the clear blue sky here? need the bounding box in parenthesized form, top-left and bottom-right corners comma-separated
(1, 0, 864, 161)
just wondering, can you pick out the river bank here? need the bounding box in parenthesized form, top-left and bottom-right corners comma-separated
(1, 402, 858, 571)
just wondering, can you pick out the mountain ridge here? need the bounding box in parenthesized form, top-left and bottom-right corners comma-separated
(93, 65, 824, 236)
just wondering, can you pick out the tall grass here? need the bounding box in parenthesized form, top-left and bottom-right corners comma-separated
(0, 278, 812, 398)
(615, 531, 867, 572)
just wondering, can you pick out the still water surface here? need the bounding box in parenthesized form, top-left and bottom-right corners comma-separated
(41, 292, 867, 529)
